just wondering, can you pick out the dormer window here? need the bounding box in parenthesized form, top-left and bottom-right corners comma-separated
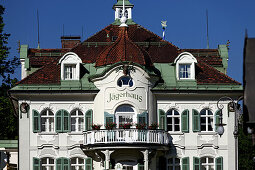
(179, 64, 191, 79)
(64, 65, 76, 80)
(174, 52, 197, 80)
(59, 52, 82, 81)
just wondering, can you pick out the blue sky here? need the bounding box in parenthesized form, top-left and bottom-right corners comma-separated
(2, 0, 255, 83)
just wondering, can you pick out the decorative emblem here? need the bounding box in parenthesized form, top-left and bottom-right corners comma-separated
(20, 102, 30, 113)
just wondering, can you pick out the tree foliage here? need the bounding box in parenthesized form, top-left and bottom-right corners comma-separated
(238, 123, 255, 169)
(0, 5, 18, 139)
(0, 5, 19, 84)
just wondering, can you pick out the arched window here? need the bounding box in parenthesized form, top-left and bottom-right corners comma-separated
(166, 109, 180, 132)
(71, 109, 84, 132)
(117, 76, 133, 87)
(41, 109, 54, 132)
(201, 157, 214, 170)
(115, 105, 135, 128)
(200, 109, 213, 131)
(41, 157, 54, 170)
(119, 9, 128, 18)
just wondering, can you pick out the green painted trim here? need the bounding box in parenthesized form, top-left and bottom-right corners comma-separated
(89, 61, 157, 81)
(112, 19, 136, 25)
(215, 110, 221, 132)
(0, 140, 18, 148)
(218, 45, 229, 74)
(33, 157, 41, 170)
(85, 110, 93, 131)
(215, 157, 223, 170)
(33, 110, 40, 133)
(193, 157, 201, 170)
(182, 157, 190, 170)
(158, 109, 166, 131)
(114, 0, 134, 7)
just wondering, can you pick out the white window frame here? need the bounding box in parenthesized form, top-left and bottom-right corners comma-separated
(167, 157, 180, 170)
(166, 109, 180, 132)
(41, 157, 54, 170)
(174, 52, 197, 80)
(41, 110, 54, 132)
(71, 157, 85, 170)
(115, 105, 136, 128)
(59, 52, 82, 80)
(71, 110, 84, 132)
(201, 157, 214, 170)
(200, 109, 214, 132)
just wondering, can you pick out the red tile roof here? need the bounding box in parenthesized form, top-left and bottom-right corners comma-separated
(96, 27, 152, 67)
(17, 24, 240, 86)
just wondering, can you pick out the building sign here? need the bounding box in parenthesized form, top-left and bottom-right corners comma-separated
(107, 91, 142, 103)
(104, 88, 147, 110)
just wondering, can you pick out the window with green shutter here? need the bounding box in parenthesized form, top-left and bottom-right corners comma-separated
(215, 110, 221, 132)
(193, 157, 201, 170)
(192, 109, 201, 132)
(56, 110, 70, 133)
(56, 111, 63, 132)
(138, 112, 148, 125)
(85, 157, 92, 170)
(85, 110, 93, 131)
(56, 157, 70, 170)
(33, 157, 41, 170)
(104, 112, 114, 125)
(158, 109, 166, 131)
(33, 110, 41, 133)
(181, 110, 189, 133)
(215, 157, 223, 170)
(63, 110, 70, 132)
(182, 157, 189, 170)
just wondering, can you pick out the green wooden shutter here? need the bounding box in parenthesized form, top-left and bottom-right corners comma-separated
(33, 110, 40, 133)
(104, 112, 114, 126)
(181, 110, 189, 133)
(85, 110, 93, 131)
(138, 112, 148, 125)
(158, 109, 166, 131)
(63, 158, 70, 170)
(63, 110, 70, 132)
(33, 157, 41, 170)
(215, 110, 221, 132)
(215, 157, 223, 170)
(192, 109, 201, 132)
(182, 157, 189, 170)
(56, 158, 62, 170)
(85, 157, 92, 170)
(56, 110, 63, 132)
(193, 157, 200, 170)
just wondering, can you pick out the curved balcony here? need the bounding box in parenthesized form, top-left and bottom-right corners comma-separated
(83, 129, 170, 146)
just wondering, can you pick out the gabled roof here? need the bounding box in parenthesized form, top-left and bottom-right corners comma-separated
(15, 24, 241, 88)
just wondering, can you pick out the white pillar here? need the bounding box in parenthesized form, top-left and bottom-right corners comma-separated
(142, 150, 149, 170)
(102, 150, 113, 170)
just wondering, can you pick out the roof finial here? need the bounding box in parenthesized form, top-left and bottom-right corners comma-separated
(120, 0, 128, 27)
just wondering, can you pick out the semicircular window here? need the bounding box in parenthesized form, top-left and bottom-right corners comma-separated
(117, 76, 133, 87)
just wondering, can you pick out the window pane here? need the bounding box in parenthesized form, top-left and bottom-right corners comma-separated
(71, 158, 76, 164)
(78, 158, 84, 164)
(49, 158, 54, 164)
(167, 125, 172, 131)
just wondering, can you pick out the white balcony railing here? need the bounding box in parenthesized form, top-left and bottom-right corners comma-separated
(84, 129, 170, 145)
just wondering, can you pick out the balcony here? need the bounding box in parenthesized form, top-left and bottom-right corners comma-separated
(83, 129, 170, 146)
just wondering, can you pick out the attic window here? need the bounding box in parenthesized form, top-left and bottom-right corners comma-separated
(112, 36, 118, 42)
(59, 52, 82, 81)
(174, 52, 197, 80)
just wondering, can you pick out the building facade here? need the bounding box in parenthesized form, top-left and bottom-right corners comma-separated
(10, 0, 242, 169)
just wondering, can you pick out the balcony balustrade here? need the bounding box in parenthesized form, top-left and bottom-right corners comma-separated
(84, 129, 170, 146)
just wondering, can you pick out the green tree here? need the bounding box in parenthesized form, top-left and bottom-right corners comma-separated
(0, 5, 19, 139)
(0, 5, 19, 84)
(238, 124, 255, 169)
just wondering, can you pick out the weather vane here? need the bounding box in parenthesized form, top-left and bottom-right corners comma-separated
(161, 21, 167, 40)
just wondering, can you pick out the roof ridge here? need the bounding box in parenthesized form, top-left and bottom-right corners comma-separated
(136, 24, 180, 50)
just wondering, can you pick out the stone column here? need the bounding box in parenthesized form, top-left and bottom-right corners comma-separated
(102, 150, 113, 170)
(142, 150, 149, 170)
